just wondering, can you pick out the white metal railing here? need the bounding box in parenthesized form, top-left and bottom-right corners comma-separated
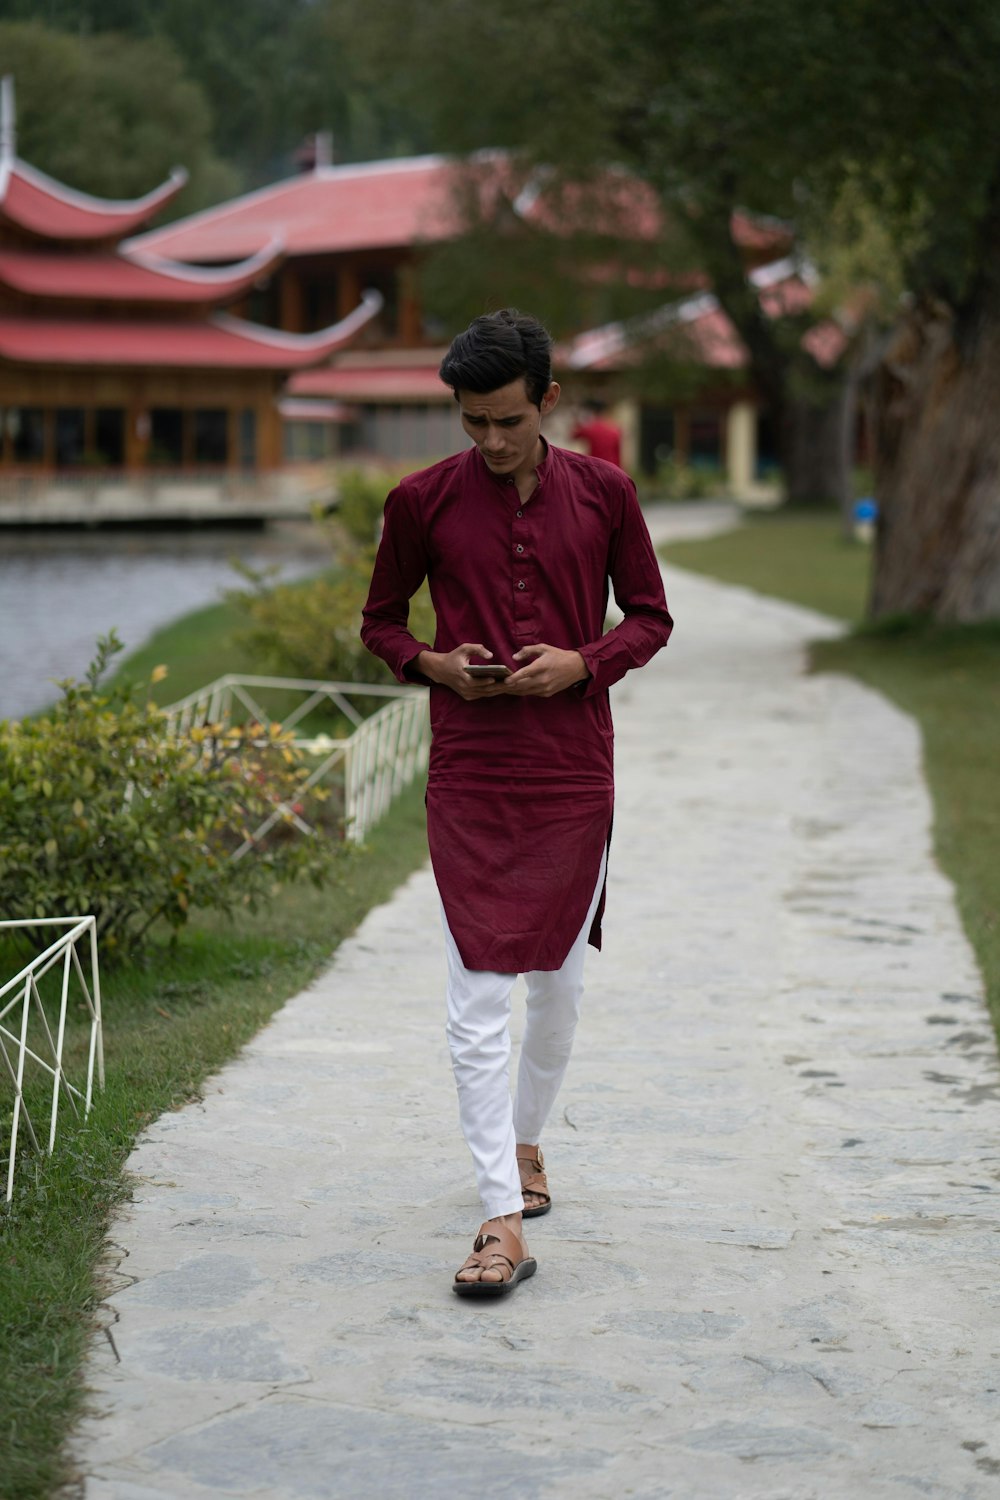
(0, 916, 104, 1202)
(162, 674, 430, 850)
(343, 689, 431, 842)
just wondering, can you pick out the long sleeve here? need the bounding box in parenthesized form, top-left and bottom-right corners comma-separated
(577, 482, 673, 696)
(360, 483, 435, 684)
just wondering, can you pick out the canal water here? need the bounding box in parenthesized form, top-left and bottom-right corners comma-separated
(0, 523, 327, 720)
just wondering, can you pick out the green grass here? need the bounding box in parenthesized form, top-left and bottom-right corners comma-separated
(107, 595, 270, 708)
(3, 548, 434, 1495)
(0, 779, 429, 1500)
(661, 509, 873, 624)
(662, 510, 1000, 1041)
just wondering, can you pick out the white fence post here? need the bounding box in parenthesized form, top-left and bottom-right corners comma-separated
(162, 676, 430, 851)
(0, 916, 104, 1201)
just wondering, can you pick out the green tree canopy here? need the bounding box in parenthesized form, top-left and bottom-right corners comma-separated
(0, 21, 239, 215)
(0, 1, 428, 182)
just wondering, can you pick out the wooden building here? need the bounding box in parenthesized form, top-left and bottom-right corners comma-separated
(0, 84, 380, 502)
(137, 151, 827, 490)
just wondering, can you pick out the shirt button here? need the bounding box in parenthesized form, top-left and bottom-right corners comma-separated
(515, 543, 524, 553)
(516, 509, 523, 517)
(517, 580, 526, 590)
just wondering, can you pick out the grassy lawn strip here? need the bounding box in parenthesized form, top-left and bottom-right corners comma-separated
(3, 540, 431, 1495)
(0, 776, 428, 1499)
(660, 510, 1000, 1041)
(106, 594, 263, 707)
(660, 509, 873, 624)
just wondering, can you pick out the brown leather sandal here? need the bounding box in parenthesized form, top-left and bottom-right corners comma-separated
(516, 1143, 552, 1219)
(453, 1222, 537, 1298)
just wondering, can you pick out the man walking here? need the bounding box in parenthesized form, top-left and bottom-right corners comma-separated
(361, 309, 672, 1296)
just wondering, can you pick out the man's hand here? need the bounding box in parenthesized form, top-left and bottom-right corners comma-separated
(415, 644, 509, 701)
(504, 644, 589, 698)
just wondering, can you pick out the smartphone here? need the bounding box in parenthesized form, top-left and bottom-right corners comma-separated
(463, 664, 511, 679)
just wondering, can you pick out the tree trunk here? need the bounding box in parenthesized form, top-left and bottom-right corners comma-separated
(870, 297, 1000, 622)
(781, 377, 855, 511)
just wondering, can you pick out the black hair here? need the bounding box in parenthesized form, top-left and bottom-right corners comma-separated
(439, 308, 553, 408)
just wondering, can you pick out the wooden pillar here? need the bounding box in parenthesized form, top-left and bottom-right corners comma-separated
(279, 268, 305, 333)
(337, 262, 361, 320)
(674, 408, 691, 467)
(258, 390, 282, 469)
(227, 407, 239, 471)
(42, 408, 55, 471)
(125, 400, 149, 472)
(398, 262, 421, 346)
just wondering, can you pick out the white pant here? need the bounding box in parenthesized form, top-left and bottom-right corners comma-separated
(441, 850, 607, 1219)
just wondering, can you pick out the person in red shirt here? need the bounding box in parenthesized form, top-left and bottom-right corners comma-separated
(571, 397, 623, 468)
(361, 310, 672, 1297)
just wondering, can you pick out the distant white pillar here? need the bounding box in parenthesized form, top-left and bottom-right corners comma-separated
(614, 398, 640, 476)
(0, 76, 16, 161)
(726, 401, 757, 498)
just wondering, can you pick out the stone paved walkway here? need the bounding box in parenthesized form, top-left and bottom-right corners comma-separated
(75, 531, 1000, 1499)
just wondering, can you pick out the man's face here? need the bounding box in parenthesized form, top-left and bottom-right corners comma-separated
(458, 378, 560, 478)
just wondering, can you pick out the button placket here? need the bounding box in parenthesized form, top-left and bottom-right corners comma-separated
(511, 496, 539, 636)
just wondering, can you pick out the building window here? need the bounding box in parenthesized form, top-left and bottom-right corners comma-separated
(7, 407, 46, 462)
(689, 412, 722, 468)
(639, 407, 676, 475)
(756, 411, 780, 479)
(304, 276, 341, 332)
(94, 409, 125, 467)
(193, 409, 228, 465)
(150, 409, 184, 466)
(358, 265, 399, 339)
(239, 408, 256, 470)
(55, 408, 86, 467)
(245, 280, 281, 329)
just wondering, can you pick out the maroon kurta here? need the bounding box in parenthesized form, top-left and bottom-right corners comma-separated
(361, 441, 672, 972)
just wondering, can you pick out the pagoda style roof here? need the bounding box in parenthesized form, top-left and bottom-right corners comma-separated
(0, 289, 382, 370)
(134, 150, 794, 272)
(289, 348, 450, 403)
(0, 157, 188, 243)
(0, 240, 282, 304)
(559, 259, 846, 374)
(133, 154, 461, 263)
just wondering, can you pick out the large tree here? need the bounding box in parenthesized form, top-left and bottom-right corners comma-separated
(340, 0, 873, 509)
(0, 21, 239, 214)
(344, 0, 1000, 618)
(0, 1, 428, 183)
(828, 0, 1000, 621)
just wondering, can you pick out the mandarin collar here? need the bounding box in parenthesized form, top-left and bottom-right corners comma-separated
(475, 435, 551, 492)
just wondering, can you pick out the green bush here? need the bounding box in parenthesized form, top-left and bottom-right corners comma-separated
(655, 458, 728, 500)
(229, 540, 434, 687)
(332, 466, 399, 548)
(0, 635, 337, 955)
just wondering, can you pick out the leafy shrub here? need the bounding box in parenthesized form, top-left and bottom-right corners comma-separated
(0, 635, 337, 955)
(655, 459, 728, 500)
(332, 466, 399, 548)
(228, 491, 436, 689)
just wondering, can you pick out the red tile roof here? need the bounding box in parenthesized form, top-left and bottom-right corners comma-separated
(0, 291, 382, 370)
(559, 260, 846, 374)
(0, 242, 282, 304)
(288, 362, 451, 402)
(134, 151, 793, 270)
(134, 156, 462, 263)
(0, 158, 187, 242)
